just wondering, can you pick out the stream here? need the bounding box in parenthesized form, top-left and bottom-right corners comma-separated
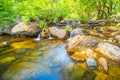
(0, 35, 120, 80)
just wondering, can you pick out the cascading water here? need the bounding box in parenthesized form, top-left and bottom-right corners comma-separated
(34, 34, 41, 41)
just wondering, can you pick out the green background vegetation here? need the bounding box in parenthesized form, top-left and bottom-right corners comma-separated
(0, 0, 120, 27)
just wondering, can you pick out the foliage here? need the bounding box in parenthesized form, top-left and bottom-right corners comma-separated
(0, 0, 120, 27)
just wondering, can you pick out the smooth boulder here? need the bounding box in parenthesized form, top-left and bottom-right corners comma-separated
(70, 28, 86, 37)
(66, 35, 99, 52)
(96, 42, 120, 63)
(11, 22, 41, 36)
(49, 27, 69, 39)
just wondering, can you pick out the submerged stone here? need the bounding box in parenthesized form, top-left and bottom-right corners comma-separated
(10, 40, 37, 49)
(0, 57, 15, 64)
(86, 58, 97, 68)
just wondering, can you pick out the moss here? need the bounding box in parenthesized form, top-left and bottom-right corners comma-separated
(94, 71, 108, 80)
(0, 57, 16, 64)
(10, 40, 36, 49)
(71, 64, 85, 80)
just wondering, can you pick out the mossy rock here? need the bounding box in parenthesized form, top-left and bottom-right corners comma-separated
(0, 56, 16, 64)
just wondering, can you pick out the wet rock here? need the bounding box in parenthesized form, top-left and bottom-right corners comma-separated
(71, 49, 97, 63)
(65, 35, 99, 52)
(2, 41, 10, 47)
(98, 57, 108, 73)
(71, 53, 86, 63)
(70, 28, 86, 37)
(86, 58, 97, 68)
(96, 42, 120, 63)
(3, 62, 51, 80)
(115, 35, 120, 42)
(40, 29, 49, 39)
(11, 22, 41, 36)
(10, 40, 37, 49)
(49, 27, 69, 39)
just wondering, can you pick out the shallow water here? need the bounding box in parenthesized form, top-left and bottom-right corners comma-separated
(0, 36, 120, 80)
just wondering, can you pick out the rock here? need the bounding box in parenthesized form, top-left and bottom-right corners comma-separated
(115, 35, 120, 42)
(96, 26, 104, 33)
(98, 57, 108, 73)
(87, 30, 99, 36)
(71, 52, 86, 63)
(40, 29, 49, 39)
(65, 35, 99, 52)
(2, 41, 10, 47)
(88, 20, 106, 27)
(11, 22, 41, 36)
(86, 58, 97, 68)
(96, 42, 120, 63)
(71, 49, 97, 63)
(70, 28, 86, 37)
(0, 27, 12, 35)
(49, 27, 69, 39)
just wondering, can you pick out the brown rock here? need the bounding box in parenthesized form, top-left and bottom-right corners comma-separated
(66, 35, 99, 52)
(98, 57, 108, 73)
(40, 29, 49, 39)
(96, 42, 120, 63)
(49, 27, 69, 39)
(11, 22, 41, 36)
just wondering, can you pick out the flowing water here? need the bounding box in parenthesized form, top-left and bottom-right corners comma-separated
(0, 36, 120, 80)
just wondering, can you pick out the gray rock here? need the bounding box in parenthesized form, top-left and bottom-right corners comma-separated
(86, 58, 97, 68)
(115, 35, 120, 42)
(70, 28, 86, 37)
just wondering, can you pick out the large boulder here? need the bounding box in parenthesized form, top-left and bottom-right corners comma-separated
(11, 22, 41, 36)
(70, 28, 86, 37)
(49, 27, 69, 39)
(65, 35, 99, 52)
(95, 42, 120, 63)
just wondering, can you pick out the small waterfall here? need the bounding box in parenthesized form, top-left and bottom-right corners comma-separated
(66, 20, 70, 27)
(34, 34, 41, 41)
(48, 34, 53, 40)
